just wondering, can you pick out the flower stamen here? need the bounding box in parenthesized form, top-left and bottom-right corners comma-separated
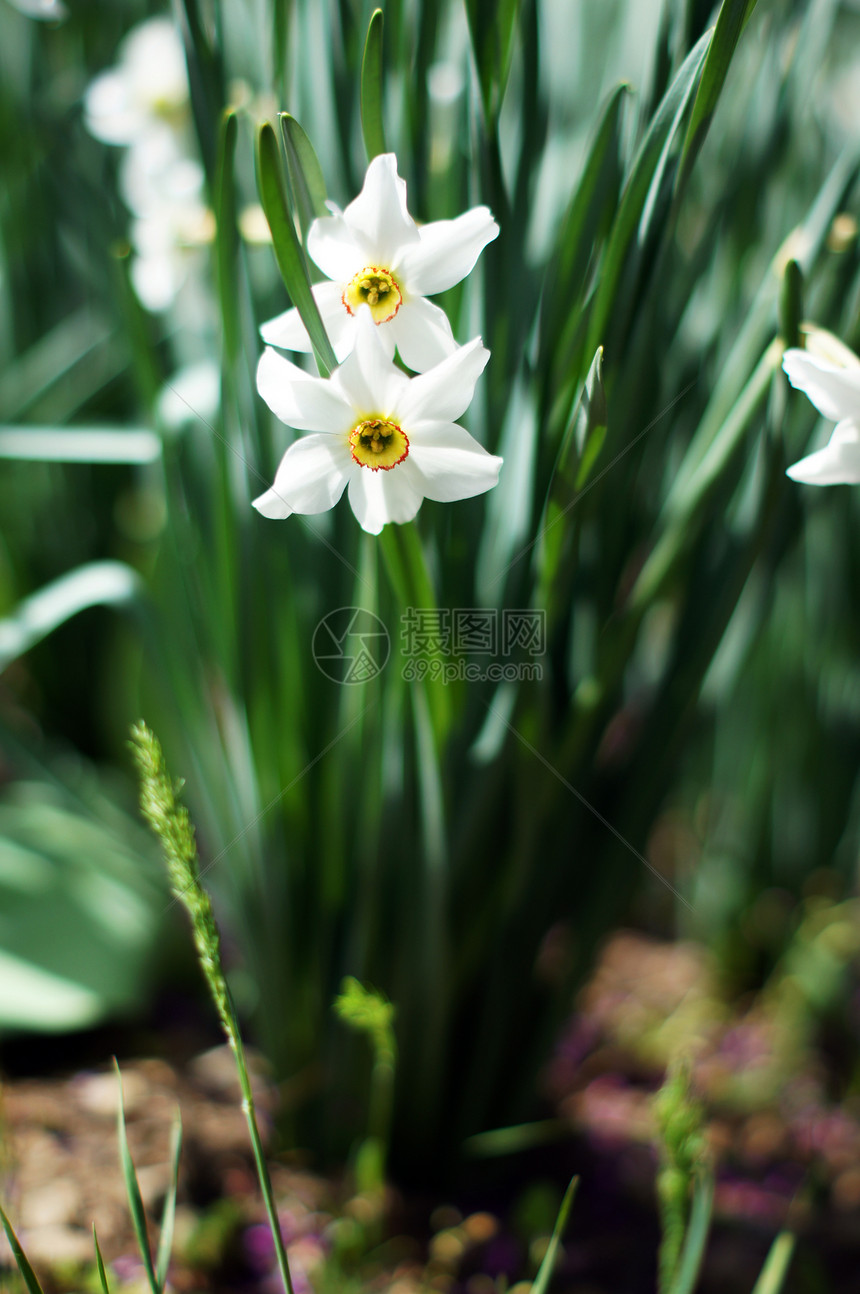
(349, 418, 409, 471)
(343, 266, 402, 324)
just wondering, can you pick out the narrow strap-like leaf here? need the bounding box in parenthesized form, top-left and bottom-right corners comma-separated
(530, 1177, 579, 1294)
(676, 0, 758, 197)
(0, 426, 161, 463)
(114, 1060, 159, 1294)
(360, 9, 387, 161)
(667, 1170, 715, 1294)
(751, 1232, 796, 1294)
(0, 561, 143, 672)
(255, 122, 337, 376)
(779, 259, 802, 350)
(0, 1203, 46, 1294)
(214, 108, 240, 365)
(539, 84, 629, 351)
(92, 1225, 112, 1294)
(586, 28, 712, 360)
(535, 346, 606, 613)
(279, 113, 329, 240)
(155, 1111, 183, 1292)
(464, 0, 523, 125)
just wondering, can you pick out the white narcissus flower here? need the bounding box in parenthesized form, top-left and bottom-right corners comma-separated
(84, 17, 190, 148)
(84, 18, 212, 314)
(122, 134, 213, 311)
(783, 346, 860, 485)
(260, 153, 499, 373)
(253, 308, 502, 535)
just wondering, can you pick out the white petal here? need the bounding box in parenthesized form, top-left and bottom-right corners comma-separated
(783, 349, 860, 422)
(131, 251, 181, 311)
(122, 17, 188, 114)
(391, 336, 489, 426)
(84, 70, 143, 144)
(262, 434, 352, 513)
(157, 359, 220, 429)
(253, 486, 293, 519)
(342, 154, 420, 263)
(347, 462, 423, 534)
(408, 421, 503, 501)
(256, 348, 354, 432)
(331, 307, 409, 417)
(260, 281, 354, 358)
(259, 305, 313, 353)
(387, 297, 456, 372)
(307, 211, 365, 281)
(393, 206, 499, 296)
(786, 419, 860, 485)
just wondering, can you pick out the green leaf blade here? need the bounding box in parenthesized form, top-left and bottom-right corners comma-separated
(667, 1171, 714, 1294)
(255, 122, 337, 376)
(360, 9, 387, 162)
(93, 1225, 112, 1294)
(540, 85, 629, 364)
(586, 28, 712, 360)
(464, 0, 523, 125)
(677, 0, 758, 196)
(214, 108, 240, 365)
(0, 562, 143, 672)
(155, 1111, 183, 1292)
(531, 1176, 578, 1294)
(114, 1060, 159, 1294)
(279, 113, 329, 240)
(751, 1232, 796, 1294)
(0, 1203, 46, 1294)
(0, 427, 161, 463)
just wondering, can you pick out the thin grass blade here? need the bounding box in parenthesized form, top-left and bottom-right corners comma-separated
(280, 113, 329, 239)
(751, 1232, 796, 1294)
(255, 122, 337, 376)
(530, 1177, 579, 1294)
(0, 562, 143, 672)
(92, 1225, 112, 1294)
(0, 427, 161, 463)
(536, 346, 606, 612)
(539, 85, 628, 364)
(155, 1111, 183, 1292)
(464, 0, 523, 124)
(0, 310, 112, 422)
(114, 1060, 159, 1294)
(0, 1203, 46, 1294)
(667, 1171, 715, 1294)
(586, 29, 711, 359)
(779, 258, 802, 349)
(214, 108, 240, 365)
(630, 340, 781, 610)
(360, 9, 387, 161)
(676, 0, 758, 197)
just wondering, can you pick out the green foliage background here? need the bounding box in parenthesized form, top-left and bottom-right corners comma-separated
(2, 0, 860, 1178)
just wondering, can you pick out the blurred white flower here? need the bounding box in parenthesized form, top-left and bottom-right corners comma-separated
(120, 131, 212, 311)
(783, 347, 860, 485)
(7, 0, 67, 20)
(84, 17, 189, 148)
(157, 360, 221, 431)
(84, 17, 213, 314)
(260, 153, 499, 373)
(254, 308, 502, 535)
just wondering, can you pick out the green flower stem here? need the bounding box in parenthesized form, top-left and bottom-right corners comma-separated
(229, 1026, 296, 1294)
(378, 521, 449, 1107)
(130, 723, 295, 1294)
